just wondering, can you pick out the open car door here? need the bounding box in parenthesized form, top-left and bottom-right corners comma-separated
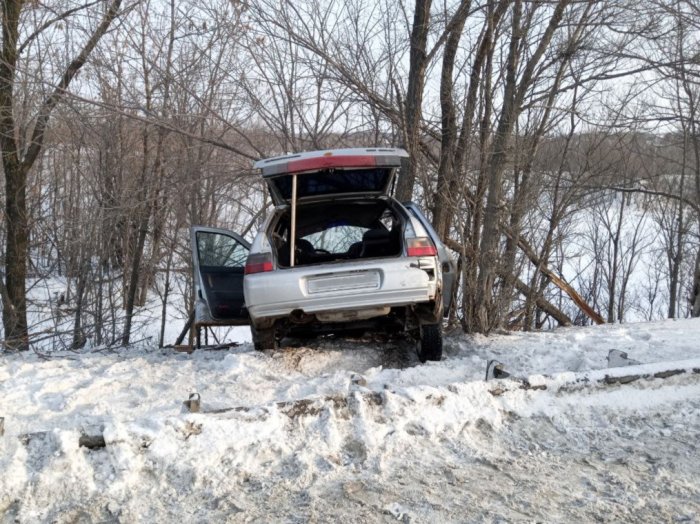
(190, 226, 251, 328)
(403, 202, 457, 317)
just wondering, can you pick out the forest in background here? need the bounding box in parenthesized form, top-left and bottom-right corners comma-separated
(1, 0, 699, 351)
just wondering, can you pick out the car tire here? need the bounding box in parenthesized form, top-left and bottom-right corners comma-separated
(252, 325, 278, 351)
(418, 324, 442, 363)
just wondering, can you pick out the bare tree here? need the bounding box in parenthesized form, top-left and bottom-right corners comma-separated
(1, 0, 123, 350)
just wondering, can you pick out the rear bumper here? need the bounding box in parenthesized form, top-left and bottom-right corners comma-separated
(244, 258, 437, 323)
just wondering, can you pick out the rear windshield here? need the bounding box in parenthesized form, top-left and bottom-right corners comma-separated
(270, 168, 392, 200)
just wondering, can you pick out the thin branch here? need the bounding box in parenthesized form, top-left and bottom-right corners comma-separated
(22, 0, 124, 171)
(18, 1, 103, 55)
(586, 185, 700, 214)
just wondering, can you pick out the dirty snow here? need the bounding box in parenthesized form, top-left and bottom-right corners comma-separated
(1, 318, 700, 522)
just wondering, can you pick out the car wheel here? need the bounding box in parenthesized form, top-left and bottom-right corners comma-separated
(418, 324, 442, 362)
(252, 325, 278, 351)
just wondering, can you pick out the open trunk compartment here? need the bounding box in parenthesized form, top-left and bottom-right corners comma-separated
(270, 199, 404, 268)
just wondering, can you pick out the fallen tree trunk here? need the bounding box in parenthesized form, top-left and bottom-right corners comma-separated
(503, 229, 604, 325)
(446, 230, 604, 326)
(511, 276, 572, 326)
(445, 238, 572, 327)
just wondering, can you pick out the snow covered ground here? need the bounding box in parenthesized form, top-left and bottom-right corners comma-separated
(1, 318, 699, 522)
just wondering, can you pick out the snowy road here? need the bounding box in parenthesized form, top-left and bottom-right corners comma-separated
(1, 319, 700, 522)
(239, 374, 700, 523)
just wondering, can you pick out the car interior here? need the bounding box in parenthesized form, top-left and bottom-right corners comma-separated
(272, 200, 403, 267)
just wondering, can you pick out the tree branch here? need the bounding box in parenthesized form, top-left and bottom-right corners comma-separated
(444, 238, 573, 327)
(587, 185, 700, 214)
(17, 1, 103, 55)
(502, 225, 606, 325)
(22, 0, 123, 171)
(511, 276, 572, 327)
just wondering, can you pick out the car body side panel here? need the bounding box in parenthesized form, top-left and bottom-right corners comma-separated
(402, 202, 456, 315)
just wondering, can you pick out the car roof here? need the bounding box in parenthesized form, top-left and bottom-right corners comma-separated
(253, 148, 408, 177)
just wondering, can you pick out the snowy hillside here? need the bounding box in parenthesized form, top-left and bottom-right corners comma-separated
(1, 319, 700, 522)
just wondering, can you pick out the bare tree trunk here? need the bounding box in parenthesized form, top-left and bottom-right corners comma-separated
(475, 0, 524, 331)
(497, 3, 591, 317)
(394, 0, 432, 201)
(668, 143, 686, 318)
(475, 0, 572, 332)
(121, 213, 148, 347)
(460, 5, 501, 333)
(607, 194, 626, 323)
(1, 1, 28, 350)
(95, 266, 104, 346)
(159, 250, 174, 348)
(72, 258, 88, 350)
(432, 1, 471, 236)
(692, 245, 700, 318)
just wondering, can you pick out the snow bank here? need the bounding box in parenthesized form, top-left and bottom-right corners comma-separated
(1, 318, 699, 521)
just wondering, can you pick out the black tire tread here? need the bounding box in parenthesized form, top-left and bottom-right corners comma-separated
(418, 324, 442, 362)
(252, 326, 278, 351)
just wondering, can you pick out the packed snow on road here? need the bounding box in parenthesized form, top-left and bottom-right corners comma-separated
(1, 319, 699, 522)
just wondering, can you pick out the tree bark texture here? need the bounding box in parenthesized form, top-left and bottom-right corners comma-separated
(395, 0, 432, 202)
(1, 0, 28, 350)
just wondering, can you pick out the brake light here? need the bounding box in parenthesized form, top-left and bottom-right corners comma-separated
(407, 237, 437, 257)
(245, 253, 274, 274)
(288, 154, 377, 173)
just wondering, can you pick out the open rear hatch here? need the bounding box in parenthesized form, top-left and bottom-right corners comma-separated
(254, 148, 408, 205)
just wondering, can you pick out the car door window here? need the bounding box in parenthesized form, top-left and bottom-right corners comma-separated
(197, 232, 248, 268)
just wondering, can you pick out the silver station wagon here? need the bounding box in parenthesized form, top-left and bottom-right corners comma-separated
(191, 148, 455, 361)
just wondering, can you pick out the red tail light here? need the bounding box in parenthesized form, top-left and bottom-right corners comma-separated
(406, 237, 437, 257)
(245, 253, 274, 274)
